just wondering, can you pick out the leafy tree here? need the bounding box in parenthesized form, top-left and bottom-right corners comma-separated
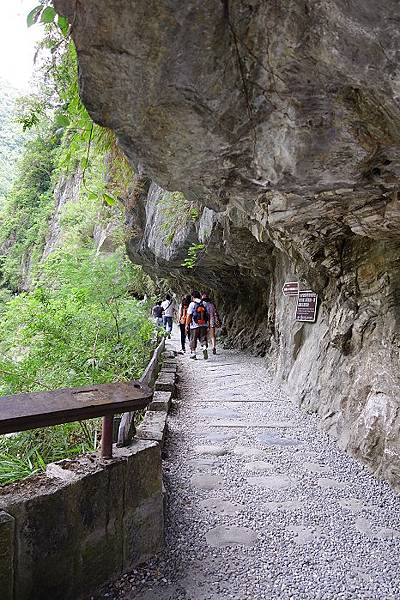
(0, 131, 57, 291)
(0, 16, 156, 485)
(0, 248, 154, 395)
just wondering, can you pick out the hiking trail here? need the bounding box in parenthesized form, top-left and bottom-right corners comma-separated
(94, 334, 400, 600)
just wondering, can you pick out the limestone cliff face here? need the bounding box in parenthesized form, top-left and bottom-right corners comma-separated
(42, 171, 82, 259)
(55, 0, 400, 489)
(43, 169, 120, 258)
(0, 168, 119, 292)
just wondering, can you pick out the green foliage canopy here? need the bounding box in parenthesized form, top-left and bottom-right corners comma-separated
(0, 19, 157, 485)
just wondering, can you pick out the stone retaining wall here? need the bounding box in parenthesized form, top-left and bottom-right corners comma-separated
(0, 439, 163, 600)
(0, 347, 178, 600)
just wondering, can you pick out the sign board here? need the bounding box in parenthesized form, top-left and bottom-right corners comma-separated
(295, 290, 318, 322)
(282, 281, 299, 296)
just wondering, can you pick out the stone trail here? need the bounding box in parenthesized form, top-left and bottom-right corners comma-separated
(92, 337, 400, 600)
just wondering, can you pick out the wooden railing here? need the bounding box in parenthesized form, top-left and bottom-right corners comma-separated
(117, 337, 165, 447)
(0, 340, 165, 459)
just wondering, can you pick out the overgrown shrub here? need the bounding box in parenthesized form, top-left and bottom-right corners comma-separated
(0, 248, 155, 485)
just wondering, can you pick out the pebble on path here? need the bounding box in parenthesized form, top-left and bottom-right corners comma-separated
(205, 525, 258, 547)
(199, 497, 243, 516)
(247, 474, 294, 490)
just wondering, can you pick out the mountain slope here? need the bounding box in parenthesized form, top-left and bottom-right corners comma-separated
(0, 78, 24, 200)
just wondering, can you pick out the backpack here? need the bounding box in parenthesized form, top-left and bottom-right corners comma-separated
(192, 301, 208, 326)
(153, 305, 163, 318)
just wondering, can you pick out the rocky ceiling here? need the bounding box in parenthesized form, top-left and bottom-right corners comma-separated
(54, 0, 400, 490)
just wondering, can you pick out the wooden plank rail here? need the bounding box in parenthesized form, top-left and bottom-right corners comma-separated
(0, 381, 153, 458)
(117, 338, 165, 447)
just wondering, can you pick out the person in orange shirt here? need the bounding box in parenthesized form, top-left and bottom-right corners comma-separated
(178, 294, 191, 352)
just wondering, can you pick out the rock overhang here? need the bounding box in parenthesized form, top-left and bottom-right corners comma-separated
(54, 0, 400, 489)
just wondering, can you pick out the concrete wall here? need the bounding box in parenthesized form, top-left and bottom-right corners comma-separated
(0, 439, 163, 600)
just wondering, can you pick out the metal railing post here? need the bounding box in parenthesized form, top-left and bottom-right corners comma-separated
(101, 415, 114, 459)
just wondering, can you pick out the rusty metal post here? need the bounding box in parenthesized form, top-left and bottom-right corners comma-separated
(101, 415, 114, 459)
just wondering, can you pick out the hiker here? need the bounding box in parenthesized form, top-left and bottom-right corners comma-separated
(178, 294, 192, 352)
(152, 301, 163, 327)
(161, 294, 175, 337)
(186, 290, 209, 360)
(201, 291, 220, 355)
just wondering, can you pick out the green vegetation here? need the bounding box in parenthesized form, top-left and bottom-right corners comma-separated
(0, 15, 156, 485)
(0, 248, 154, 486)
(0, 132, 56, 291)
(0, 250, 155, 395)
(0, 78, 25, 201)
(160, 190, 200, 246)
(181, 243, 205, 269)
(0, 421, 99, 486)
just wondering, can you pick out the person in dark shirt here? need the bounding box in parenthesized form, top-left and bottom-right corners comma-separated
(152, 301, 163, 327)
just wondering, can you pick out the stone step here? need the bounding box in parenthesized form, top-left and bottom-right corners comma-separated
(154, 372, 176, 393)
(162, 361, 177, 370)
(149, 391, 172, 412)
(136, 411, 168, 445)
(159, 367, 177, 376)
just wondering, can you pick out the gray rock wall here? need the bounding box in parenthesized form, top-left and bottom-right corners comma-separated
(129, 185, 400, 491)
(54, 0, 400, 489)
(42, 170, 82, 259)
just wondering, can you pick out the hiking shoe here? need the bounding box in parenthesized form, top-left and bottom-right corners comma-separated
(203, 348, 208, 360)
(212, 348, 217, 355)
(189, 354, 197, 360)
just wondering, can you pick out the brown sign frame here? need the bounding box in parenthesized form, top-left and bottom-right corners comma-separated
(282, 281, 299, 296)
(295, 290, 318, 322)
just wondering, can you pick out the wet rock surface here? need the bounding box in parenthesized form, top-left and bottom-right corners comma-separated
(90, 340, 400, 600)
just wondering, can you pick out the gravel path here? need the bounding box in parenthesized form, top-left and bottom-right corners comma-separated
(93, 335, 400, 600)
